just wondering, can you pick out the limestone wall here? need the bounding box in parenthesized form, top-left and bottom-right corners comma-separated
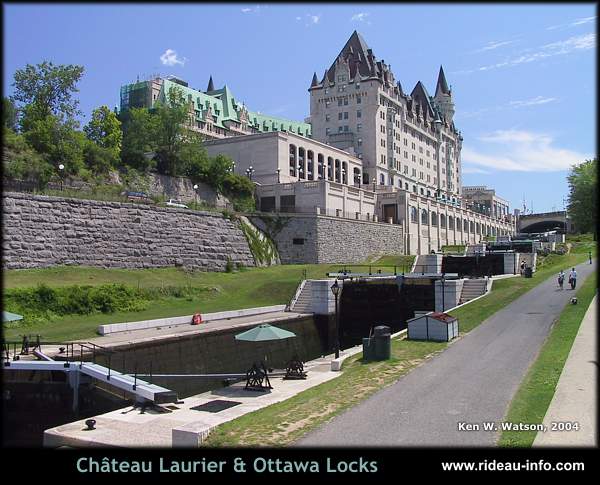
(250, 214, 404, 264)
(2, 192, 255, 271)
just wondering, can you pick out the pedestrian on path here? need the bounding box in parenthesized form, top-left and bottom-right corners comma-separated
(569, 268, 577, 290)
(521, 260, 526, 275)
(589, 251, 593, 264)
(558, 270, 565, 290)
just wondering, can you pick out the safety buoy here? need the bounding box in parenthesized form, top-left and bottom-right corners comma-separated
(192, 313, 203, 325)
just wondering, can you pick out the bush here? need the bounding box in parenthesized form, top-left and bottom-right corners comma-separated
(225, 257, 234, 273)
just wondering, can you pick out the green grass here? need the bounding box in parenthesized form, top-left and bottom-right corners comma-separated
(498, 271, 597, 447)
(441, 244, 465, 254)
(203, 337, 446, 447)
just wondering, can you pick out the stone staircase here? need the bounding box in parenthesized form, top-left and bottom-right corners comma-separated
(459, 278, 488, 304)
(289, 280, 315, 314)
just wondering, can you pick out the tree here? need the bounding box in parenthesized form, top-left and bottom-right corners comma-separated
(3, 127, 54, 186)
(84, 106, 122, 160)
(12, 61, 84, 125)
(22, 110, 85, 176)
(3, 97, 17, 130)
(567, 158, 597, 235)
(83, 140, 117, 175)
(120, 107, 159, 172)
(154, 85, 190, 176)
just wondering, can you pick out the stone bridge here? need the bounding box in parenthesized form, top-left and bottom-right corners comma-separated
(518, 211, 572, 233)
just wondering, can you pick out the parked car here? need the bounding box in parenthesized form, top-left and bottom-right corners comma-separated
(123, 191, 153, 203)
(166, 199, 188, 208)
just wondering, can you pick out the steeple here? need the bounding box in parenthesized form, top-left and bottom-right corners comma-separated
(207, 75, 215, 92)
(435, 66, 450, 97)
(311, 72, 319, 87)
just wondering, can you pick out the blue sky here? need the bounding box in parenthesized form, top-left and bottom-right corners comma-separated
(4, 3, 596, 213)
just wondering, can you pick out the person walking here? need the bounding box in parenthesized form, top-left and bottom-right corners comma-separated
(558, 270, 565, 290)
(589, 251, 593, 264)
(520, 260, 526, 275)
(569, 268, 577, 290)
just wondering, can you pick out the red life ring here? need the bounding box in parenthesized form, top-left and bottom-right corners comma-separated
(192, 313, 203, 325)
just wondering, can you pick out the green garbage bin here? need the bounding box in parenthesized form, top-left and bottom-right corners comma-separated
(524, 267, 533, 278)
(373, 325, 391, 360)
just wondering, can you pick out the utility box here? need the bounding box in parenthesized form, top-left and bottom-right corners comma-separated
(524, 267, 533, 278)
(407, 312, 459, 342)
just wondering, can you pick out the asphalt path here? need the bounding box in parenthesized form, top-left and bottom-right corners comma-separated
(297, 259, 596, 447)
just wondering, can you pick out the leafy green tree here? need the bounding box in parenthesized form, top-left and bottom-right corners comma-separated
(83, 140, 117, 175)
(3, 127, 54, 186)
(84, 106, 122, 160)
(120, 107, 159, 172)
(206, 154, 235, 193)
(12, 61, 84, 124)
(181, 135, 210, 180)
(3, 97, 18, 130)
(22, 110, 85, 176)
(567, 158, 597, 236)
(154, 86, 190, 176)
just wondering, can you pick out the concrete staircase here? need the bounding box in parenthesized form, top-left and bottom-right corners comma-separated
(459, 278, 488, 304)
(289, 280, 315, 314)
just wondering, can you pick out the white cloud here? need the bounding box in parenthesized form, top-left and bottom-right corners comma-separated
(547, 16, 596, 30)
(241, 5, 261, 14)
(241, 8, 252, 13)
(296, 16, 301, 21)
(159, 49, 186, 67)
(351, 12, 370, 22)
(462, 166, 491, 174)
(301, 13, 320, 27)
(309, 14, 320, 24)
(474, 39, 518, 53)
(460, 33, 595, 73)
(508, 96, 558, 107)
(462, 130, 591, 172)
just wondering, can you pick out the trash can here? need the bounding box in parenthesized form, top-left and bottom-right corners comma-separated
(362, 338, 375, 361)
(524, 267, 533, 278)
(373, 325, 391, 360)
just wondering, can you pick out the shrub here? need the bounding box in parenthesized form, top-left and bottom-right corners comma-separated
(225, 257, 234, 273)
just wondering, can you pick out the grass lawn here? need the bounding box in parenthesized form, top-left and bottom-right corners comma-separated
(2, 256, 415, 341)
(497, 271, 597, 447)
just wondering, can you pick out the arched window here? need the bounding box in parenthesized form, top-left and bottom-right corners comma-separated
(342, 161, 348, 184)
(470, 221, 475, 233)
(456, 217, 461, 231)
(440, 214, 446, 229)
(464, 220, 469, 232)
(448, 216, 454, 230)
(327, 157, 333, 181)
(431, 211, 438, 226)
(289, 145, 297, 176)
(380, 173, 385, 185)
(410, 206, 417, 223)
(307, 150, 314, 180)
(421, 209, 429, 225)
(353, 167, 361, 186)
(298, 147, 306, 179)
(318, 154, 324, 179)
(335, 159, 341, 183)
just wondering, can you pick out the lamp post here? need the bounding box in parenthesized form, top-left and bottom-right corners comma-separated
(330, 279, 341, 359)
(193, 184, 198, 208)
(246, 165, 255, 180)
(441, 274, 445, 312)
(58, 164, 65, 191)
(372, 177, 376, 193)
(231, 162, 236, 174)
(276, 168, 281, 184)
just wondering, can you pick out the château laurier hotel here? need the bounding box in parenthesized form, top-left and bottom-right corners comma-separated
(119, 31, 516, 255)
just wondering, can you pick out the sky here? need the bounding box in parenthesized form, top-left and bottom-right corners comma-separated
(3, 3, 597, 213)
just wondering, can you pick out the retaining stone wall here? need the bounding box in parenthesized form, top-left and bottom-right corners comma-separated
(250, 214, 404, 264)
(2, 192, 254, 271)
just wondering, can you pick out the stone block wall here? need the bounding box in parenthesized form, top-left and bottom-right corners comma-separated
(250, 214, 404, 264)
(2, 192, 254, 271)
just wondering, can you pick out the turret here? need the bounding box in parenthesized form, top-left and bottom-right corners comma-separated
(433, 66, 455, 123)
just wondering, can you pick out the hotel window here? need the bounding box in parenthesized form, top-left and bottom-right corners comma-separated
(325, 114, 330, 122)
(325, 89, 329, 94)
(357, 124, 362, 132)
(357, 138, 363, 147)
(326, 128, 331, 135)
(356, 83, 360, 89)
(344, 98, 348, 106)
(344, 125, 349, 132)
(338, 99, 343, 106)
(344, 112, 348, 119)
(404, 165, 408, 174)
(338, 126, 343, 133)
(357, 96, 361, 104)
(357, 110, 361, 118)
(338, 112, 343, 120)
(326, 101, 330, 107)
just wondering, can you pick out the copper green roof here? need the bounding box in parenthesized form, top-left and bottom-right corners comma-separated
(120, 78, 311, 137)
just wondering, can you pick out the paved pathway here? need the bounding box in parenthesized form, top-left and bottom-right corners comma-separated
(533, 295, 597, 447)
(297, 260, 596, 447)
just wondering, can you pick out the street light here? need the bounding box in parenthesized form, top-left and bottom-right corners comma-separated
(193, 184, 199, 208)
(372, 177, 376, 193)
(231, 162, 236, 174)
(276, 168, 281, 184)
(58, 164, 65, 191)
(246, 165, 255, 180)
(330, 279, 341, 359)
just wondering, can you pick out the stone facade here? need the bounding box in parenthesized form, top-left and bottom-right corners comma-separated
(250, 213, 403, 264)
(2, 192, 255, 271)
